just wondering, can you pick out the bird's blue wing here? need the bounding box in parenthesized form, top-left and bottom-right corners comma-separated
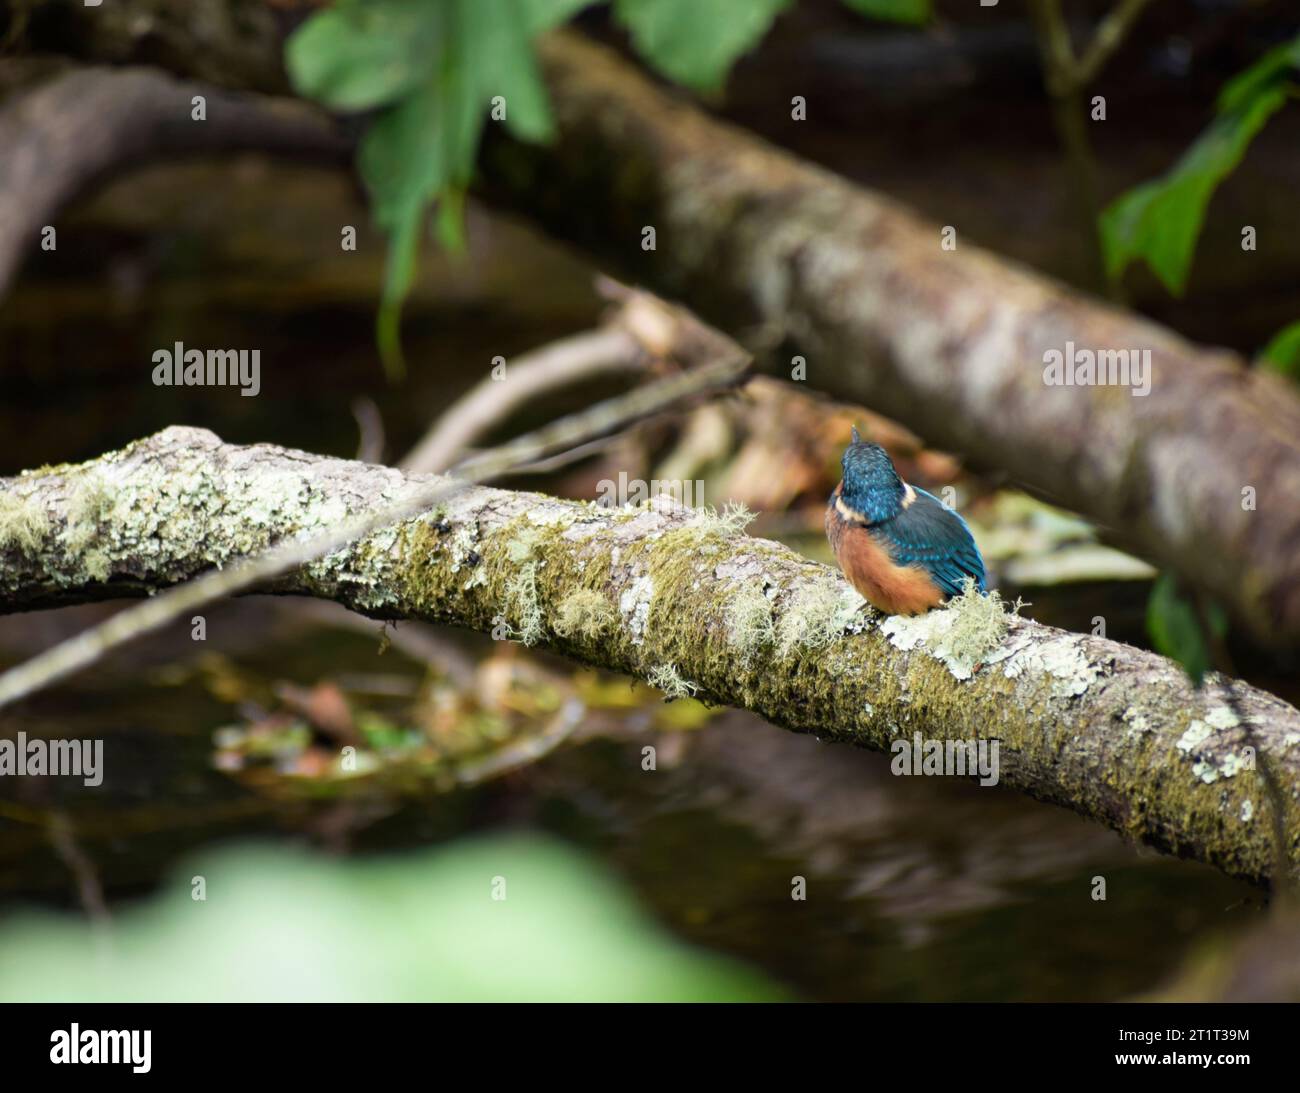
(873, 487, 986, 597)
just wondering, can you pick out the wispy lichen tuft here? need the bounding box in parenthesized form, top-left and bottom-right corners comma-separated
(62, 471, 117, 580)
(882, 580, 1019, 680)
(725, 583, 775, 665)
(945, 579, 1017, 666)
(554, 589, 615, 640)
(0, 490, 51, 551)
(777, 581, 866, 656)
(688, 501, 756, 537)
(506, 563, 544, 645)
(646, 662, 700, 700)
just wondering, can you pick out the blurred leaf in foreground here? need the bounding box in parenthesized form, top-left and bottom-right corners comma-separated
(0, 836, 787, 1002)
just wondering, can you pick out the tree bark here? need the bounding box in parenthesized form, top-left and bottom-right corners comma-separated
(477, 31, 1300, 648)
(0, 65, 344, 294)
(3, 427, 1298, 886)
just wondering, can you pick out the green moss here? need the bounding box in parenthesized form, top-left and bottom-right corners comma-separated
(0, 490, 51, 551)
(554, 589, 616, 640)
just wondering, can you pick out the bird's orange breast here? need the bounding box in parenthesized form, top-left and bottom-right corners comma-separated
(825, 500, 944, 616)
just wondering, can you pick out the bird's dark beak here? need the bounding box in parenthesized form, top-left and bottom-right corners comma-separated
(850, 424, 862, 444)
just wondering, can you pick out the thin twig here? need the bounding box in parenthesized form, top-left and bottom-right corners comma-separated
(0, 324, 750, 709)
(401, 326, 645, 474)
(1075, 0, 1156, 90)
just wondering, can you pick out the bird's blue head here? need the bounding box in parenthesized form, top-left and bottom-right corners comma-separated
(838, 427, 905, 523)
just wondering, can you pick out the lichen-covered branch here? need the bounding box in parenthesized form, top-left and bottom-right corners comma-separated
(3, 428, 1299, 886)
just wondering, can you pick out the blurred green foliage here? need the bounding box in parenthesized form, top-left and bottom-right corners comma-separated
(1100, 35, 1300, 297)
(840, 0, 929, 25)
(615, 0, 793, 91)
(288, 0, 579, 377)
(1147, 573, 1226, 687)
(1259, 320, 1300, 378)
(0, 836, 786, 1001)
(287, 0, 926, 378)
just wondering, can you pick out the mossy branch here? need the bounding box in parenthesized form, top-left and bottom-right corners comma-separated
(3, 428, 1300, 887)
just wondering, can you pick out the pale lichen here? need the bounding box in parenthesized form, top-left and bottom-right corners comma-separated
(724, 583, 775, 665)
(62, 470, 117, 580)
(619, 574, 655, 644)
(881, 582, 1017, 681)
(1177, 721, 1214, 753)
(688, 501, 756, 537)
(0, 490, 51, 551)
(776, 580, 865, 656)
(553, 589, 615, 640)
(505, 563, 544, 645)
(646, 662, 700, 700)
(1000, 633, 1098, 696)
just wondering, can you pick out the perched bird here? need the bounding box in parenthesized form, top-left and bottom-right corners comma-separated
(826, 428, 986, 615)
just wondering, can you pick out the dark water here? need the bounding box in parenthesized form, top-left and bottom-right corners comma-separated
(0, 600, 1260, 1003)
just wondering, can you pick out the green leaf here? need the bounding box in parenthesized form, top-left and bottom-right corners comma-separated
(521, 0, 601, 33)
(615, 0, 792, 92)
(1259, 320, 1300, 378)
(285, 0, 446, 111)
(0, 837, 789, 1001)
(840, 0, 930, 25)
(470, 0, 556, 143)
(349, 0, 561, 377)
(1100, 38, 1300, 296)
(1217, 35, 1300, 113)
(1147, 573, 1226, 687)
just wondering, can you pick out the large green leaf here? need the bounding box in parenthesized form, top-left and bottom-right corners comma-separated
(614, 0, 792, 92)
(292, 0, 584, 378)
(840, 0, 930, 25)
(285, 0, 445, 111)
(1100, 37, 1300, 297)
(0, 837, 787, 1002)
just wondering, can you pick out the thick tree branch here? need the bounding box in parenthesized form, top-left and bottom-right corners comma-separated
(0, 64, 345, 294)
(476, 32, 1300, 647)
(2, 428, 1299, 887)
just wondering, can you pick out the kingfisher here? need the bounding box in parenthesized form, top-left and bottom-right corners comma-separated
(826, 428, 986, 616)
